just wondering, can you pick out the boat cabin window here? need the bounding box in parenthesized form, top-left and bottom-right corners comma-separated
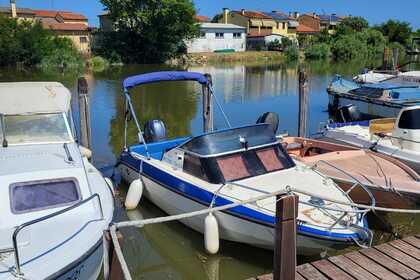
(398, 109, 420, 129)
(10, 179, 81, 214)
(2, 113, 72, 145)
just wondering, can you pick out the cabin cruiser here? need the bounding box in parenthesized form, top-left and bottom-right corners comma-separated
(0, 82, 114, 279)
(118, 71, 371, 256)
(283, 136, 420, 209)
(328, 75, 420, 118)
(324, 105, 420, 174)
(354, 70, 420, 84)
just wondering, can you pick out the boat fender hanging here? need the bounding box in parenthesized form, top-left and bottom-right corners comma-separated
(125, 179, 143, 210)
(204, 213, 219, 254)
(79, 145, 92, 159)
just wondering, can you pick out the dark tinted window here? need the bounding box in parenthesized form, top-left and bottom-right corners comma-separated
(10, 179, 80, 213)
(398, 109, 420, 129)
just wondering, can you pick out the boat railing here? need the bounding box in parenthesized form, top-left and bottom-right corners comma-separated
(10, 193, 104, 276)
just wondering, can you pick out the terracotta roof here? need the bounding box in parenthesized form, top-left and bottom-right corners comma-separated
(41, 22, 89, 31)
(297, 23, 319, 34)
(194, 15, 209, 22)
(33, 9, 87, 20)
(233, 10, 272, 19)
(301, 13, 320, 20)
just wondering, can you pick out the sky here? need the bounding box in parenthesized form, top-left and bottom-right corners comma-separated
(0, 0, 419, 29)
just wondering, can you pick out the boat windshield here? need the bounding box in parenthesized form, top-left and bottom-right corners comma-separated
(0, 113, 72, 145)
(180, 124, 277, 157)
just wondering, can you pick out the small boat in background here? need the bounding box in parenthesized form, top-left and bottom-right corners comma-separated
(323, 105, 420, 173)
(354, 70, 420, 84)
(328, 75, 420, 118)
(118, 71, 371, 256)
(282, 136, 420, 209)
(0, 82, 114, 279)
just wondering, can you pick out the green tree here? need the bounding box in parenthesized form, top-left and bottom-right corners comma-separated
(356, 29, 386, 57)
(335, 16, 369, 36)
(331, 34, 368, 60)
(99, 0, 198, 63)
(304, 43, 331, 59)
(375, 20, 412, 45)
(211, 13, 223, 23)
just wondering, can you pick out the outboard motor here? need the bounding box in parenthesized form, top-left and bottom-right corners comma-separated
(337, 104, 362, 123)
(143, 120, 167, 143)
(256, 112, 279, 133)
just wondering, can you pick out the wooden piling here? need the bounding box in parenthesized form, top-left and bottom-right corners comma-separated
(77, 77, 92, 150)
(392, 48, 399, 71)
(298, 68, 309, 138)
(273, 194, 299, 280)
(104, 230, 124, 280)
(203, 73, 214, 133)
(383, 47, 391, 70)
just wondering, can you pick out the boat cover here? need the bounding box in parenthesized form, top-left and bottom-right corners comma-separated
(123, 71, 209, 91)
(0, 82, 71, 115)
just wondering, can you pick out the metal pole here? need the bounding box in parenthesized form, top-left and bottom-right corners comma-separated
(77, 77, 92, 149)
(273, 194, 299, 280)
(203, 74, 214, 133)
(392, 48, 399, 71)
(298, 68, 309, 137)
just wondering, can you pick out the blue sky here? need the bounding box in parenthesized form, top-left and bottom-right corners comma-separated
(1, 0, 419, 29)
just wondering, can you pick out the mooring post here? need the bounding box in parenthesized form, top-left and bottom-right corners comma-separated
(298, 68, 308, 137)
(392, 48, 399, 71)
(203, 73, 214, 133)
(104, 230, 124, 280)
(273, 194, 299, 280)
(383, 47, 391, 70)
(77, 77, 92, 150)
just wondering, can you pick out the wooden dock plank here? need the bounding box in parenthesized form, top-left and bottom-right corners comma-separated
(404, 236, 420, 249)
(388, 240, 420, 260)
(359, 247, 419, 279)
(297, 263, 329, 280)
(375, 243, 420, 273)
(328, 255, 379, 280)
(344, 251, 403, 280)
(311, 259, 355, 280)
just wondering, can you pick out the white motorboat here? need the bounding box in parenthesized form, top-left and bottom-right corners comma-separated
(324, 105, 420, 173)
(354, 70, 420, 85)
(118, 71, 371, 256)
(0, 82, 114, 279)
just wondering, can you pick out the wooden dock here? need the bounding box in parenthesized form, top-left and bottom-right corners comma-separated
(249, 235, 420, 280)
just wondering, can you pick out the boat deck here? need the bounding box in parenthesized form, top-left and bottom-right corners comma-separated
(248, 235, 420, 280)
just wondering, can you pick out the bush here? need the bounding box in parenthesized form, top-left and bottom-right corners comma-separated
(331, 34, 368, 60)
(304, 43, 331, 59)
(284, 46, 299, 61)
(356, 29, 386, 57)
(267, 39, 282, 51)
(88, 56, 109, 71)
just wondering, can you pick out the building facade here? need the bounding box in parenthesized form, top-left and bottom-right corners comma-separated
(319, 14, 344, 34)
(186, 23, 246, 53)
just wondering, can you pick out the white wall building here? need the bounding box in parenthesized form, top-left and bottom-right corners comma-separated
(186, 23, 246, 53)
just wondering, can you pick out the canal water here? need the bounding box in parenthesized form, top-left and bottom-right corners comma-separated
(1, 59, 419, 280)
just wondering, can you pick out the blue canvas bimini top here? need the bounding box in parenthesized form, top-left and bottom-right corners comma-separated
(123, 71, 209, 91)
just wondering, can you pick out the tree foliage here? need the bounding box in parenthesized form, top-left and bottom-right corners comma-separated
(305, 43, 331, 60)
(0, 15, 82, 68)
(211, 13, 223, 23)
(99, 0, 198, 63)
(335, 16, 369, 36)
(375, 20, 412, 45)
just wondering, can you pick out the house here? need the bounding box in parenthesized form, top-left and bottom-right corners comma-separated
(297, 13, 320, 35)
(247, 33, 285, 51)
(0, 2, 91, 54)
(220, 8, 275, 37)
(263, 11, 298, 42)
(194, 15, 210, 23)
(98, 11, 113, 32)
(319, 14, 344, 34)
(186, 23, 246, 53)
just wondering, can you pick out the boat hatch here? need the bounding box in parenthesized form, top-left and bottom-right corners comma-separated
(180, 124, 295, 183)
(9, 178, 81, 214)
(0, 113, 72, 145)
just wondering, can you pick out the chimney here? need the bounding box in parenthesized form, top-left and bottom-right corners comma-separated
(10, 0, 17, 18)
(241, 9, 245, 16)
(223, 8, 229, 24)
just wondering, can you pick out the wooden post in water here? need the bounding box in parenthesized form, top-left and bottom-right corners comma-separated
(203, 73, 214, 133)
(77, 77, 92, 149)
(392, 48, 399, 71)
(383, 47, 391, 70)
(298, 68, 308, 137)
(104, 230, 124, 280)
(273, 194, 299, 280)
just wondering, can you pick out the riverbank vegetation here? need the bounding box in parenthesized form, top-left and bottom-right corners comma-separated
(301, 16, 419, 61)
(176, 51, 284, 65)
(0, 15, 83, 69)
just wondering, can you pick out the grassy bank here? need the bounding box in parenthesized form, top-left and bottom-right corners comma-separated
(183, 51, 284, 65)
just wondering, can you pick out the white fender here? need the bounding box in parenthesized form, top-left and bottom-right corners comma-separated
(125, 179, 143, 210)
(79, 145, 92, 159)
(204, 213, 219, 254)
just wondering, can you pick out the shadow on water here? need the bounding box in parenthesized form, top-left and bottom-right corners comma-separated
(2, 58, 420, 279)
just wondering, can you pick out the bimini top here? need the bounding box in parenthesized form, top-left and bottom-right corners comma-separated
(123, 71, 209, 91)
(180, 124, 277, 157)
(0, 82, 71, 115)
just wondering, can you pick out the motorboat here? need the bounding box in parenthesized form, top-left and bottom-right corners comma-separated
(118, 71, 371, 256)
(0, 82, 114, 279)
(282, 136, 420, 209)
(323, 105, 420, 174)
(327, 75, 420, 118)
(354, 70, 420, 84)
